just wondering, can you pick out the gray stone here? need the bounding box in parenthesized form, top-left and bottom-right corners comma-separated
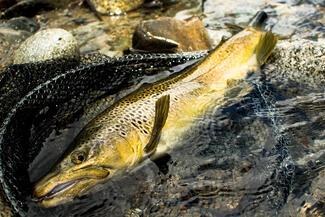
(0, 16, 39, 33)
(267, 39, 325, 86)
(0, 21, 35, 70)
(13, 28, 80, 64)
(311, 169, 325, 203)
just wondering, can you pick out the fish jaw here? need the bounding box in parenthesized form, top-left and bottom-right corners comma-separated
(33, 166, 111, 207)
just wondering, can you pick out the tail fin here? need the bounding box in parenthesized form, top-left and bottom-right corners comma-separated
(255, 31, 277, 65)
(249, 11, 268, 29)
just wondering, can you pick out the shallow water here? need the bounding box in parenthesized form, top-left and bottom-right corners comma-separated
(1, 0, 325, 216)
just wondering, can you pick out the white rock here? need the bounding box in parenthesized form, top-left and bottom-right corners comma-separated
(13, 28, 80, 64)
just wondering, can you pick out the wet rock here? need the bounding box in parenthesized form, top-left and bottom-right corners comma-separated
(311, 170, 325, 203)
(0, 0, 16, 11)
(270, 3, 324, 39)
(0, 17, 38, 70)
(0, 0, 54, 19)
(71, 21, 113, 56)
(125, 208, 143, 217)
(132, 17, 212, 52)
(202, 0, 325, 40)
(205, 28, 232, 47)
(0, 29, 31, 67)
(86, 0, 179, 15)
(28, 1, 199, 57)
(203, 0, 266, 28)
(0, 16, 39, 32)
(309, 0, 325, 6)
(86, 0, 145, 15)
(71, 21, 129, 57)
(267, 39, 325, 87)
(13, 28, 80, 64)
(0, 188, 12, 217)
(297, 201, 325, 217)
(285, 164, 325, 217)
(142, 0, 178, 9)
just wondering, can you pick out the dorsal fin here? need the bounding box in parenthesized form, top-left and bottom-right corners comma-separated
(249, 11, 268, 29)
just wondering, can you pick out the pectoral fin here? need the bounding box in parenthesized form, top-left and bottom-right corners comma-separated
(144, 95, 170, 154)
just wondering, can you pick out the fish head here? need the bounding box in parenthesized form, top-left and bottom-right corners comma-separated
(33, 128, 144, 207)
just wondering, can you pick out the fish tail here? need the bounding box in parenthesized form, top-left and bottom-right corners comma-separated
(255, 31, 277, 65)
(249, 11, 268, 29)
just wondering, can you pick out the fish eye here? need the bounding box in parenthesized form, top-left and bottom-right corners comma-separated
(71, 151, 87, 164)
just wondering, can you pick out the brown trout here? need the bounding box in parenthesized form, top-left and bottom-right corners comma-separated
(34, 26, 277, 207)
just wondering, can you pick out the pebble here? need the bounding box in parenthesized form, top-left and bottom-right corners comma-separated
(13, 28, 80, 64)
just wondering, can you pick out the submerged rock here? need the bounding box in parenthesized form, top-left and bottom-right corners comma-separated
(202, 0, 325, 40)
(0, 188, 12, 217)
(132, 17, 212, 52)
(86, 0, 179, 15)
(0, 17, 39, 70)
(0, 16, 39, 33)
(270, 3, 324, 40)
(0, 0, 54, 19)
(0, 0, 16, 11)
(86, 0, 145, 15)
(13, 28, 80, 64)
(311, 169, 325, 203)
(71, 21, 114, 56)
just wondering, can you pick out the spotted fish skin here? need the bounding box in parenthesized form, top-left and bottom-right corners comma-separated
(34, 27, 277, 207)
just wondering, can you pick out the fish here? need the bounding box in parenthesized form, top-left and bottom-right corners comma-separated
(0, 52, 206, 215)
(34, 26, 277, 207)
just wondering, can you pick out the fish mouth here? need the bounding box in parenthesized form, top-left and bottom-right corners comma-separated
(35, 179, 80, 201)
(33, 166, 111, 206)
